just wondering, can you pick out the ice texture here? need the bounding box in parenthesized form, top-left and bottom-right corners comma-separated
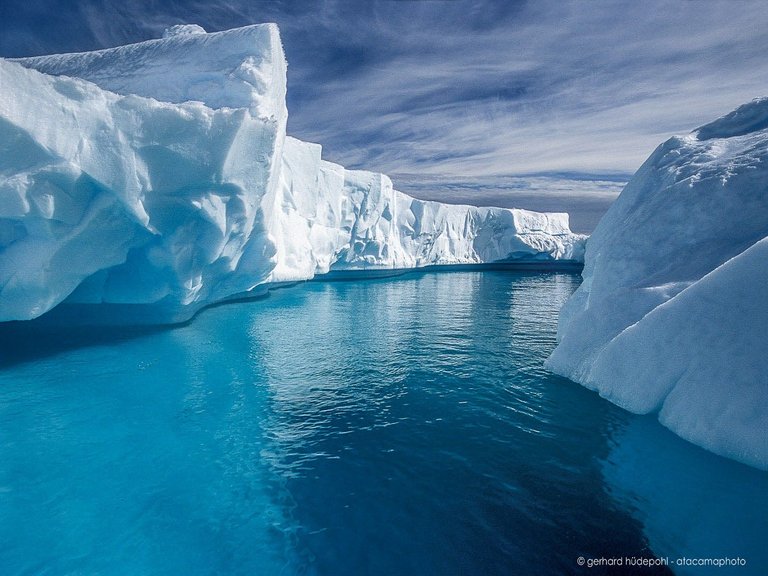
(0, 24, 584, 323)
(271, 136, 583, 282)
(15, 23, 288, 116)
(546, 98, 768, 470)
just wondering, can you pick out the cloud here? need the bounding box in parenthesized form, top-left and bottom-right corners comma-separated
(2, 0, 768, 216)
(277, 0, 768, 178)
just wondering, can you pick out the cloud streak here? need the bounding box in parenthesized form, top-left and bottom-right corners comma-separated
(276, 0, 768, 177)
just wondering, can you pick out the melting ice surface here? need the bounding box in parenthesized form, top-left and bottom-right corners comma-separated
(1, 272, 765, 575)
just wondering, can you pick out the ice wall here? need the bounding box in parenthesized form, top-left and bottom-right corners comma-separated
(0, 57, 278, 322)
(546, 98, 768, 470)
(0, 24, 584, 323)
(270, 137, 583, 282)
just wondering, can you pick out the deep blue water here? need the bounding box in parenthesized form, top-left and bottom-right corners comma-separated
(0, 272, 766, 575)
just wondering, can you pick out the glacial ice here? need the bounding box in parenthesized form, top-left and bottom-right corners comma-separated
(0, 24, 584, 323)
(546, 98, 768, 470)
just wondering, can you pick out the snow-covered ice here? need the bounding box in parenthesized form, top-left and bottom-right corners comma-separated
(0, 24, 584, 323)
(546, 98, 768, 470)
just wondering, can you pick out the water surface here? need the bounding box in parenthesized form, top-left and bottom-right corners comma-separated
(0, 272, 765, 575)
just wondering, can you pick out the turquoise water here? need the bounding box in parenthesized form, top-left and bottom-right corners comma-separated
(0, 272, 765, 575)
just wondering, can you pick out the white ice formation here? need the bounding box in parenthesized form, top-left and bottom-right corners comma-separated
(546, 98, 768, 470)
(0, 24, 584, 323)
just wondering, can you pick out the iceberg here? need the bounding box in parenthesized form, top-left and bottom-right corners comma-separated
(546, 98, 768, 470)
(0, 24, 584, 324)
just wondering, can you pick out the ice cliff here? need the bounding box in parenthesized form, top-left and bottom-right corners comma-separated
(0, 24, 583, 323)
(546, 98, 768, 470)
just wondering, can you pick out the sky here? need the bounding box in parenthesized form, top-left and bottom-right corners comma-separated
(2, 0, 768, 231)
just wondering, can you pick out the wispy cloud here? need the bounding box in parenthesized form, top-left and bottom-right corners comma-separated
(2, 0, 768, 221)
(274, 0, 768, 177)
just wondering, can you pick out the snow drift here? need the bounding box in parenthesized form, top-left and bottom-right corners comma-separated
(0, 24, 584, 323)
(546, 98, 768, 470)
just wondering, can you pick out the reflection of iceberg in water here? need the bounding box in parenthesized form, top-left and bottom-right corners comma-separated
(249, 280, 425, 480)
(602, 415, 768, 573)
(249, 272, 605, 483)
(251, 273, 533, 480)
(154, 323, 300, 573)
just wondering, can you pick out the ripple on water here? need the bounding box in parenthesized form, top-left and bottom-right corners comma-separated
(0, 271, 764, 575)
